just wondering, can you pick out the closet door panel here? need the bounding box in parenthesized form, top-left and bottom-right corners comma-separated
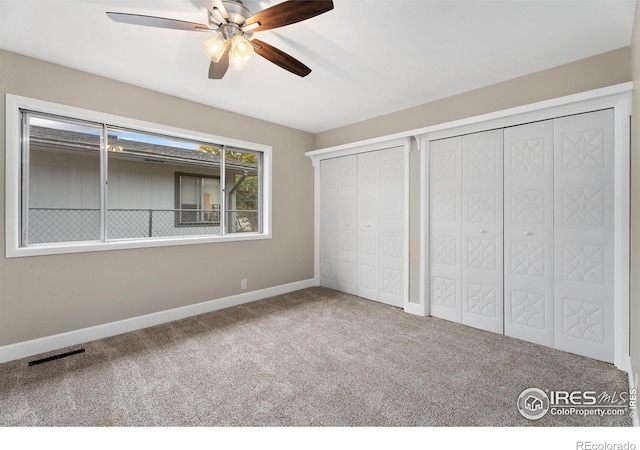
(337, 155, 358, 295)
(429, 137, 463, 323)
(504, 120, 554, 347)
(319, 158, 339, 290)
(379, 147, 405, 307)
(357, 151, 381, 301)
(461, 129, 504, 333)
(554, 109, 615, 363)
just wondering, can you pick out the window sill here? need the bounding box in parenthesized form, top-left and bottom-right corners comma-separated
(6, 232, 272, 258)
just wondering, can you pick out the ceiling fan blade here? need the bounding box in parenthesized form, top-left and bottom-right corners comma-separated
(106, 12, 209, 31)
(252, 39, 311, 77)
(208, 51, 230, 79)
(244, 1, 334, 32)
(211, 0, 229, 19)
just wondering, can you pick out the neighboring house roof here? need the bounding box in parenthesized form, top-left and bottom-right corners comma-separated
(29, 125, 258, 173)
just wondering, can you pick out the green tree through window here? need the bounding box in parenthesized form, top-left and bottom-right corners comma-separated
(199, 145, 259, 231)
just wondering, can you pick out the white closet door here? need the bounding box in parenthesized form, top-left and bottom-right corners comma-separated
(319, 158, 339, 290)
(504, 120, 554, 347)
(554, 109, 615, 363)
(429, 137, 463, 323)
(462, 130, 504, 333)
(357, 151, 381, 301)
(378, 147, 405, 307)
(337, 155, 358, 295)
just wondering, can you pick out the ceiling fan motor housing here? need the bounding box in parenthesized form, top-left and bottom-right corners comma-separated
(219, 1, 252, 26)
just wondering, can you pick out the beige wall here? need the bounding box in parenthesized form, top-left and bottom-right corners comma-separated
(0, 49, 315, 347)
(631, 1, 640, 389)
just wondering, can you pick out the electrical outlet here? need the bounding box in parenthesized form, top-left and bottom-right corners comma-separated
(241, 279, 247, 290)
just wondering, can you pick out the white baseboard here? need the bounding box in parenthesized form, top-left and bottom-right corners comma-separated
(0, 278, 315, 364)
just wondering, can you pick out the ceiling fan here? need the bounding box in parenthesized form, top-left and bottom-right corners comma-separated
(106, 0, 334, 79)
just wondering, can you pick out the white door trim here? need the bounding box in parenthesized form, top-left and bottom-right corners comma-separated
(418, 84, 632, 369)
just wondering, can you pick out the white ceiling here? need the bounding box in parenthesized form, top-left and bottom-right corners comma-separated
(0, 0, 635, 133)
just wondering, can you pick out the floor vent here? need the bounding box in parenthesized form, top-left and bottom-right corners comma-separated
(28, 348, 85, 366)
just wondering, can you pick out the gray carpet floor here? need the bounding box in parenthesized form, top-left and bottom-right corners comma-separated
(0, 287, 632, 426)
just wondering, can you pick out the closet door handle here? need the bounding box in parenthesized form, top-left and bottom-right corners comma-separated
(523, 231, 531, 236)
(478, 229, 486, 234)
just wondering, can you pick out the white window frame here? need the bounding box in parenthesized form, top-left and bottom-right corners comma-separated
(5, 94, 272, 257)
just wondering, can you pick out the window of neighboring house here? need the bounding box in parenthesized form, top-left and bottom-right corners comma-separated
(6, 95, 271, 257)
(176, 174, 221, 226)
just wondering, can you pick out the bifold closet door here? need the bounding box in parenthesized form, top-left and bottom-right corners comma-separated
(357, 151, 381, 301)
(319, 158, 339, 290)
(353, 147, 405, 307)
(462, 130, 504, 333)
(320, 148, 405, 306)
(378, 147, 405, 307)
(320, 156, 358, 295)
(336, 155, 358, 295)
(504, 120, 554, 348)
(429, 130, 503, 330)
(356, 148, 405, 306)
(426, 108, 616, 363)
(554, 109, 614, 363)
(319, 158, 339, 289)
(429, 137, 463, 322)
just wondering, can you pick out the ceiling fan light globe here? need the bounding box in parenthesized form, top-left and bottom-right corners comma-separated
(230, 34, 254, 62)
(229, 50, 249, 71)
(201, 34, 227, 63)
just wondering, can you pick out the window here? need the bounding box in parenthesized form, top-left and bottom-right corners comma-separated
(24, 115, 102, 244)
(224, 149, 262, 234)
(176, 174, 221, 226)
(6, 95, 271, 257)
